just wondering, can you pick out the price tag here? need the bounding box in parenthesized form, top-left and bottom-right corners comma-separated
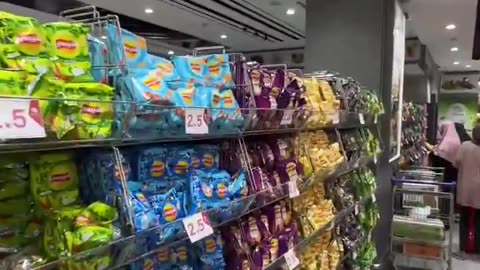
(185, 108, 208, 134)
(354, 204, 360, 215)
(288, 180, 300, 198)
(182, 212, 214, 243)
(374, 114, 378, 124)
(373, 154, 378, 164)
(359, 113, 365, 125)
(371, 194, 377, 203)
(0, 99, 46, 139)
(328, 111, 340, 124)
(284, 249, 300, 270)
(280, 110, 294, 125)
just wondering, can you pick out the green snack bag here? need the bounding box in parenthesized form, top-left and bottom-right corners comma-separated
(0, 12, 48, 56)
(0, 215, 30, 234)
(75, 202, 117, 228)
(0, 196, 32, 216)
(0, 180, 28, 200)
(54, 82, 114, 139)
(43, 22, 92, 82)
(72, 225, 113, 252)
(30, 153, 79, 212)
(0, 69, 28, 96)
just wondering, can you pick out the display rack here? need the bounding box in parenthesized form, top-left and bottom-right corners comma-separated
(0, 5, 383, 270)
(399, 102, 428, 168)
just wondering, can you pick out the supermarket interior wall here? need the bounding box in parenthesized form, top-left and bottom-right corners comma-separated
(305, 0, 396, 267)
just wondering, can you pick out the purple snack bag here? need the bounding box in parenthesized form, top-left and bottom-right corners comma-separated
(242, 216, 262, 246)
(251, 245, 264, 270)
(257, 213, 272, 240)
(268, 171, 284, 197)
(270, 138, 292, 161)
(263, 203, 285, 236)
(259, 143, 275, 171)
(250, 166, 264, 193)
(278, 227, 296, 256)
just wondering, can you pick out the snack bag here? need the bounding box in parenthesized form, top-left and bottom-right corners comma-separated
(209, 89, 244, 134)
(148, 54, 179, 82)
(52, 82, 114, 139)
(43, 22, 92, 82)
(106, 25, 148, 73)
(0, 69, 28, 96)
(29, 152, 80, 213)
(205, 54, 234, 89)
(0, 13, 50, 74)
(197, 145, 220, 172)
(195, 233, 226, 270)
(87, 35, 108, 82)
(172, 55, 207, 84)
(136, 147, 168, 183)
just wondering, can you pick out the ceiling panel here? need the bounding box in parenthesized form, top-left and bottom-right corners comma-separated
(78, 0, 305, 51)
(404, 0, 478, 71)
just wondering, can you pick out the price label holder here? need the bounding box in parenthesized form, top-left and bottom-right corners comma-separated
(185, 108, 208, 134)
(328, 111, 340, 124)
(0, 98, 46, 139)
(284, 249, 300, 270)
(280, 110, 294, 125)
(359, 113, 365, 125)
(288, 180, 300, 198)
(182, 212, 214, 243)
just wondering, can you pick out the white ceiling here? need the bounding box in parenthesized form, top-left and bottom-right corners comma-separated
(403, 0, 479, 72)
(79, 0, 306, 52)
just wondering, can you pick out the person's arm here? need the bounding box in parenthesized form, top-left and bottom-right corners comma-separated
(453, 143, 463, 168)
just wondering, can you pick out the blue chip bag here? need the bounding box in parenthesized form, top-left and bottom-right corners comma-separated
(148, 189, 186, 242)
(137, 147, 168, 183)
(121, 28, 149, 72)
(210, 89, 244, 134)
(171, 244, 192, 269)
(148, 54, 180, 82)
(167, 147, 191, 177)
(189, 169, 211, 214)
(196, 233, 226, 270)
(87, 35, 107, 82)
(210, 170, 231, 201)
(172, 55, 207, 84)
(155, 247, 173, 269)
(206, 54, 235, 89)
(197, 145, 220, 172)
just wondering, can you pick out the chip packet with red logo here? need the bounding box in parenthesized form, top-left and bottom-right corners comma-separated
(43, 22, 93, 82)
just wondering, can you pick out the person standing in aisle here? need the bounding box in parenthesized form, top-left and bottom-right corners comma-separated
(429, 121, 462, 184)
(454, 124, 480, 254)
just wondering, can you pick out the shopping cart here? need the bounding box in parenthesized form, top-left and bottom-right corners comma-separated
(390, 166, 455, 270)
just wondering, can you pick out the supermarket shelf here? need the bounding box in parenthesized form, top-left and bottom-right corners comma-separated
(301, 155, 375, 190)
(263, 202, 358, 270)
(0, 97, 380, 153)
(30, 156, 372, 270)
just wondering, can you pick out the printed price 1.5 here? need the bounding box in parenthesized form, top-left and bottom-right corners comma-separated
(183, 212, 214, 243)
(0, 99, 45, 139)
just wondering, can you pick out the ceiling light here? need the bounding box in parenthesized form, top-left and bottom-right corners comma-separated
(286, 8, 295, 15)
(450, 47, 459, 52)
(466, 65, 472, 68)
(445, 24, 456, 30)
(453, 61, 460, 65)
(168, 50, 174, 55)
(220, 34, 227, 39)
(101, 35, 107, 40)
(145, 8, 153, 14)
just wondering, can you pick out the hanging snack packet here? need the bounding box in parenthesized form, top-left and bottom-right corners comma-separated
(43, 22, 92, 82)
(0, 12, 50, 74)
(87, 35, 108, 82)
(148, 54, 180, 82)
(0, 70, 28, 96)
(52, 82, 114, 139)
(106, 24, 149, 73)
